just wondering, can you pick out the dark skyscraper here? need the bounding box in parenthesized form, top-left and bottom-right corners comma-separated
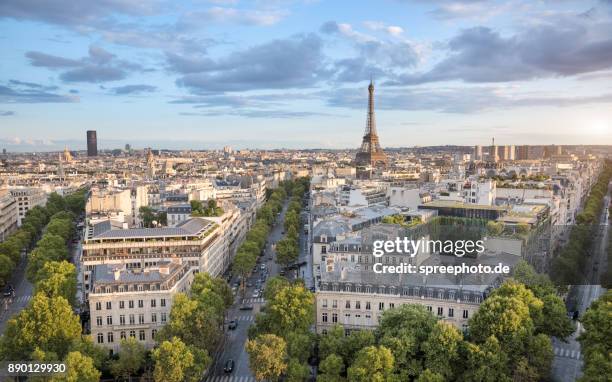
(355, 80, 387, 179)
(87, 130, 97, 157)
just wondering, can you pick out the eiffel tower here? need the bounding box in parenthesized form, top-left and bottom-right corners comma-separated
(355, 80, 388, 178)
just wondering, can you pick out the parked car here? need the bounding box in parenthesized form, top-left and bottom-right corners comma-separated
(224, 359, 235, 373)
(228, 320, 237, 330)
(2, 285, 15, 298)
(253, 291, 260, 298)
(239, 305, 254, 310)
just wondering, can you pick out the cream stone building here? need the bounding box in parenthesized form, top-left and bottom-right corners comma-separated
(88, 259, 193, 353)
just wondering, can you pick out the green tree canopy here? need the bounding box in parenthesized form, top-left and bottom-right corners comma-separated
(246, 334, 288, 382)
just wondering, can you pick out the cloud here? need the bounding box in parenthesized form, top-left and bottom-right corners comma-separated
(326, 85, 612, 113)
(427, 1, 506, 21)
(185, 7, 287, 26)
(363, 21, 404, 36)
(321, 21, 420, 82)
(389, 13, 612, 85)
(0, 110, 15, 116)
(26, 51, 81, 68)
(0, 0, 156, 27)
(9, 79, 59, 91)
(26, 45, 142, 83)
(0, 82, 79, 103)
(174, 33, 327, 92)
(180, 109, 339, 119)
(111, 84, 157, 95)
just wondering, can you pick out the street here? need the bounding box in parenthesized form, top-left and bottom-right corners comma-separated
(550, 181, 610, 382)
(204, 198, 304, 382)
(0, 251, 33, 333)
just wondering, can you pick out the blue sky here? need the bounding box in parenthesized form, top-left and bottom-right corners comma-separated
(1, 0, 611, 151)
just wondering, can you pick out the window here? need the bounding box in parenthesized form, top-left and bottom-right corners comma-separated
(120, 315, 125, 325)
(129, 314, 135, 325)
(96, 316, 102, 326)
(160, 299, 166, 307)
(427, 306, 432, 312)
(161, 313, 167, 323)
(332, 300, 337, 308)
(95, 302, 102, 310)
(138, 300, 144, 308)
(129, 330, 136, 338)
(322, 299, 328, 308)
(345, 300, 351, 309)
(151, 299, 156, 308)
(449, 308, 454, 318)
(139, 314, 144, 324)
(106, 316, 113, 325)
(107, 332, 114, 343)
(119, 301, 125, 309)
(151, 313, 157, 323)
(97, 333, 104, 344)
(389, 303, 395, 309)
(106, 301, 112, 310)
(322, 313, 328, 323)
(356, 301, 361, 309)
(152, 329, 157, 339)
(378, 302, 384, 311)
(120, 331, 126, 340)
(463, 310, 469, 319)
(437, 307, 443, 316)
(365, 302, 371, 310)
(129, 300, 134, 309)
(139, 330, 145, 341)
(332, 313, 338, 323)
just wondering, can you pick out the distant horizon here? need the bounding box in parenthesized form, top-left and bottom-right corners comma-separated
(2, 138, 610, 154)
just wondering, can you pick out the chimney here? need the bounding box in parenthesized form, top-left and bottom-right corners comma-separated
(159, 263, 170, 275)
(113, 268, 122, 281)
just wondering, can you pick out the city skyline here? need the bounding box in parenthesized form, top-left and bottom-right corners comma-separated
(1, 0, 612, 150)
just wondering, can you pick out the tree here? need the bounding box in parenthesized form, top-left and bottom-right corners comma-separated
(246, 334, 287, 382)
(276, 237, 298, 267)
(347, 345, 394, 382)
(49, 351, 100, 382)
(319, 325, 345, 361)
(34, 261, 77, 306)
(139, 206, 157, 228)
(110, 337, 146, 381)
(46, 218, 73, 241)
(422, 322, 463, 379)
(0, 254, 15, 287)
(46, 192, 67, 217)
(376, 304, 437, 378)
(579, 291, 612, 382)
(157, 293, 221, 354)
(285, 358, 310, 382)
(461, 336, 510, 382)
(286, 330, 315, 363)
(0, 293, 81, 361)
(152, 337, 209, 382)
(191, 272, 233, 311)
(317, 354, 345, 382)
(486, 221, 504, 236)
(266, 284, 314, 335)
(416, 370, 445, 382)
(264, 276, 291, 301)
(233, 249, 257, 292)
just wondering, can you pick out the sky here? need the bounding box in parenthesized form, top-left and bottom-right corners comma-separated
(1, 0, 612, 151)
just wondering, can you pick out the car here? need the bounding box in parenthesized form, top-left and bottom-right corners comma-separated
(260, 264, 266, 270)
(239, 305, 254, 310)
(253, 291, 260, 298)
(224, 359, 235, 373)
(279, 270, 286, 276)
(2, 288, 15, 298)
(228, 320, 237, 330)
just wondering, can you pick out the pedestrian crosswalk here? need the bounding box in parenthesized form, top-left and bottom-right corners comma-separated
(204, 375, 256, 382)
(231, 315, 254, 322)
(15, 295, 32, 304)
(554, 347, 582, 360)
(242, 297, 265, 304)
